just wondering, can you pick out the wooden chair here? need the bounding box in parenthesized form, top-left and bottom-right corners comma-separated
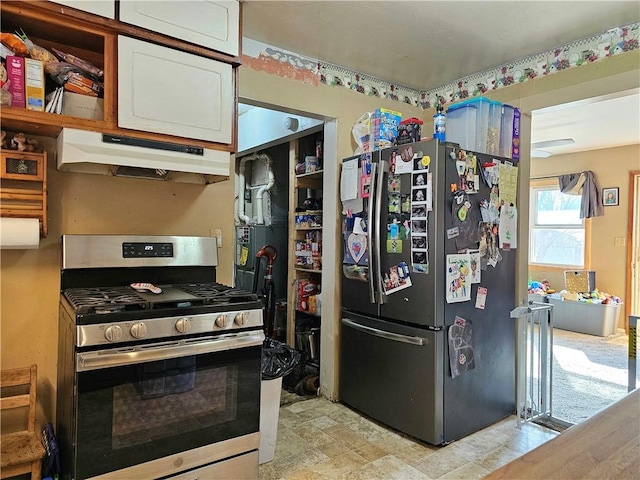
(1, 364, 46, 480)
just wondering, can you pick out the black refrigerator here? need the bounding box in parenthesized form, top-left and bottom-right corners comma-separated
(340, 139, 517, 445)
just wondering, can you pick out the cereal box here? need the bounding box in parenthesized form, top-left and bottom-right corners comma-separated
(6, 56, 25, 109)
(25, 58, 45, 111)
(370, 108, 401, 151)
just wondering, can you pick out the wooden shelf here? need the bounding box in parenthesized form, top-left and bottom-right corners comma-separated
(295, 226, 323, 231)
(296, 169, 323, 179)
(296, 170, 323, 190)
(294, 267, 322, 273)
(287, 135, 324, 348)
(0, 150, 47, 236)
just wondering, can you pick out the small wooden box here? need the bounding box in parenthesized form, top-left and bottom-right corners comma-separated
(1, 150, 45, 181)
(0, 150, 48, 236)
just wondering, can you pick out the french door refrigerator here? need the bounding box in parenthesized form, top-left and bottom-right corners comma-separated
(340, 139, 517, 445)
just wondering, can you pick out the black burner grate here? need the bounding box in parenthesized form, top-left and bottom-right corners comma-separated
(174, 283, 259, 305)
(64, 287, 148, 314)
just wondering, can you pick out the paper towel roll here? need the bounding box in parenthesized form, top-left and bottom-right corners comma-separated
(0, 218, 40, 249)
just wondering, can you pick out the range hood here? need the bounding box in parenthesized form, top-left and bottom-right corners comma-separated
(56, 128, 230, 184)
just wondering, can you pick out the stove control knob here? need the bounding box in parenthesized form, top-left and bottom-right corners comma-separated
(215, 314, 229, 328)
(234, 312, 248, 326)
(175, 317, 192, 334)
(104, 325, 123, 342)
(130, 322, 148, 339)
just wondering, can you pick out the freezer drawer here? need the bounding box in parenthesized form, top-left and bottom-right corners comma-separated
(340, 313, 444, 445)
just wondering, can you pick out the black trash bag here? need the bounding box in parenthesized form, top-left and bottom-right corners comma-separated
(262, 338, 301, 380)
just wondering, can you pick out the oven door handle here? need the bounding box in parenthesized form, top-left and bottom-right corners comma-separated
(77, 330, 265, 371)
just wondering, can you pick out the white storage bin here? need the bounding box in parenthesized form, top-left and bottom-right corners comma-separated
(446, 97, 483, 151)
(485, 100, 502, 155)
(446, 97, 503, 155)
(548, 297, 622, 336)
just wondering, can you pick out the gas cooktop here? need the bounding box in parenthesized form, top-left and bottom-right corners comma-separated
(63, 283, 260, 315)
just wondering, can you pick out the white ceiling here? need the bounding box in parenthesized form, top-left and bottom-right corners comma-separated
(242, 1, 640, 156)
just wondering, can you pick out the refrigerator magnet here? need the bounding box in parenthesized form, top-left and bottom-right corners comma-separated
(382, 262, 412, 294)
(448, 317, 475, 378)
(387, 239, 402, 254)
(344, 232, 368, 265)
(414, 154, 429, 171)
(388, 174, 400, 192)
(401, 194, 411, 213)
(468, 249, 481, 283)
(475, 286, 488, 309)
(446, 227, 459, 239)
(395, 147, 414, 174)
(388, 216, 401, 240)
(388, 193, 401, 213)
(352, 216, 367, 235)
(360, 174, 371, 198)
(413, 173, 427, 187)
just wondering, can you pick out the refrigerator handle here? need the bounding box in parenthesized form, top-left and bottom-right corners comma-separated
(374, 159, 387, 305)
(367, 162, 377, 304)
(342, 318, 426, 345)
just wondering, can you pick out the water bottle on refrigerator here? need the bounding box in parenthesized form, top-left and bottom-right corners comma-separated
(434, 104, 446, 142)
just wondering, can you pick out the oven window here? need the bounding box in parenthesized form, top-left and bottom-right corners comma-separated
(74, 345, 261, 479)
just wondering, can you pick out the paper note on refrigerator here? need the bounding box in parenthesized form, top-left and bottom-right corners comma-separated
(498, 162, 518, 206)
(340, 158, 359, 202)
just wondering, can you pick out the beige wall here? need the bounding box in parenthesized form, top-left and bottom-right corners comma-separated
(529, 144, 640, 326)
(1, 49, 638, 423)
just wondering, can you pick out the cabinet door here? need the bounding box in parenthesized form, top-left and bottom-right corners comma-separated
(119, 0, 239, 56)
(118, 36, 233, 144)
(49, 0, 115, 18)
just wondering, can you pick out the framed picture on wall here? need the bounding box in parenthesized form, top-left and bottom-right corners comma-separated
(602, 187, 619, 206)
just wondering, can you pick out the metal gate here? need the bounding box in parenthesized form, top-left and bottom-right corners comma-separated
(511, 301, 554, 427)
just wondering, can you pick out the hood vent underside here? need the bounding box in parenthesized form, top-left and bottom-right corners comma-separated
(112, 166, 169, 180)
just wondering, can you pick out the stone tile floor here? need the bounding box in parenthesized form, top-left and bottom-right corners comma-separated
(259, 394, 559, 480)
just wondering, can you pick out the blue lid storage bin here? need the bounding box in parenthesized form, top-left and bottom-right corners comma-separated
(446, 97, 484, 152)
(447, 97, 502, 155)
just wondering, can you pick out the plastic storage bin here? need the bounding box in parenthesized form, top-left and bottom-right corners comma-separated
(548, 297, 622, 336)
(446, 97, 483, 151)
(484, 100, 502, 155)
(447, 97, 502, 155)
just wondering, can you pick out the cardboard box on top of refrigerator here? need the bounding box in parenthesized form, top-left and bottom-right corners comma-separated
(370, 108, 401, 151)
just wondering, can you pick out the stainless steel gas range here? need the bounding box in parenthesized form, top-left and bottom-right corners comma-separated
(56, 235, 264, 480)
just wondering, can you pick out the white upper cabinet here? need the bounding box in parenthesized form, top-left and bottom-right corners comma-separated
(118, 36, 233, 144)
(49, 0, 115, 18)
(119, 0, 239, 57)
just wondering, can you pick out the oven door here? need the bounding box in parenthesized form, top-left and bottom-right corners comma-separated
(71, 330, 264, 480)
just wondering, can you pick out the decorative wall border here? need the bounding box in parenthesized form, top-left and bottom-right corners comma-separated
(242, 22, 639, 110)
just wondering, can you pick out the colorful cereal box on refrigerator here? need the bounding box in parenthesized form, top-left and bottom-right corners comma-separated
(370, 108, 401, 151)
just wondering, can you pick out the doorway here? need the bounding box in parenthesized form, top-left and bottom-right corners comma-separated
(525, 92, 639, 426)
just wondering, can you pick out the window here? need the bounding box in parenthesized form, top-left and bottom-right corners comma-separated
(529, 183, 586, 268)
